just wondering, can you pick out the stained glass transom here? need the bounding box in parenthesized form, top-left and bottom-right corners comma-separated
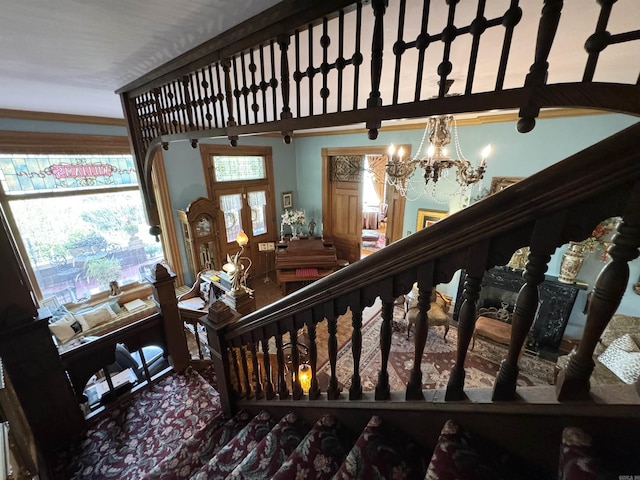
(212, 156, 265, 182)
(0, 154, 138, 195)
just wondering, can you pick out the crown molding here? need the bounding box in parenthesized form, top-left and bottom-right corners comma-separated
(0, 130, 131, 154)
(0, 109, 125, 126)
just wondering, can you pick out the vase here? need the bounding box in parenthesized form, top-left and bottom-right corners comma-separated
(558, 242, 586, 283)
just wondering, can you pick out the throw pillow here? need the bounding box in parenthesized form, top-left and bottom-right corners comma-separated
(49, 313, 84, 344)
(74, 303, 117, 329)
(597, 333, 640, 384)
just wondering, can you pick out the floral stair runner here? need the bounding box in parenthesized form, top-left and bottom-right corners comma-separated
(54, 367, 605, 480)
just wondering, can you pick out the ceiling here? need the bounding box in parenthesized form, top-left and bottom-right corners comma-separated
(0, 0, 637, 121)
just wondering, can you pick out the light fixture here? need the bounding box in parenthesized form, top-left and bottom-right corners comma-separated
(297, 363, 312, 393)
(386, 115, 491, 201)
(222, 230, 250, 294)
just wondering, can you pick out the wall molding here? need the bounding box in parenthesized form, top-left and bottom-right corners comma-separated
(0, 109, 125, 126)
(0, 131, 131, 154)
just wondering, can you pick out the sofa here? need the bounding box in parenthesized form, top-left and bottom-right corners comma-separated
(555, 314, 640, 386)
(47, 283, 158, 353)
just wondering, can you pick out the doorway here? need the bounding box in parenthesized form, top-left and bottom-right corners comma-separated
(321, 145, 408, 265)
(200, 145, 277, 284)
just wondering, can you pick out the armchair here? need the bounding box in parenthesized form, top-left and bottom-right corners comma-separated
(405, 284, 452, 341)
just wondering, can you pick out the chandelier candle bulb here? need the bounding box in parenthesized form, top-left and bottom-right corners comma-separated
(298, 363, 312, 393)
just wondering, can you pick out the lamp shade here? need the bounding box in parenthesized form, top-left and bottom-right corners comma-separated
(236, 230, 249, 246)
(298, 363, 312, 393)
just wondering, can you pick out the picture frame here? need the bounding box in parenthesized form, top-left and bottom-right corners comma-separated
(282, 191, 293, 209)
(40, 296, 61, 310)
(489, 176, 523, 195)
(416, 208, 448, 231)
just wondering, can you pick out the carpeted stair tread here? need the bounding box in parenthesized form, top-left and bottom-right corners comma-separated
(51, 367, 222, 480)
(272, 414, 355, 480)
(190, 410, 275, 479)
(228, 411, 311, 479)
(142, 409, 250, 480)
(333, 415, 428, 480)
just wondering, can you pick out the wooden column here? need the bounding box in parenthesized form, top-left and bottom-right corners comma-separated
(375, 298, 394, 400)
(147, 263, 189, 372)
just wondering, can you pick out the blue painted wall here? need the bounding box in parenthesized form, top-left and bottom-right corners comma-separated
(3, 113, 638, 337)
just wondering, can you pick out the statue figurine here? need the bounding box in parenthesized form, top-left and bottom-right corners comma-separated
(308, 219, 316, 237)
(109, 280, 121, 297)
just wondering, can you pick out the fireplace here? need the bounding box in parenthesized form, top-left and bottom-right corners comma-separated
(453, 266, 583, 355)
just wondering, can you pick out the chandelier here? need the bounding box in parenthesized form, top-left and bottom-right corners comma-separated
(386, 115, 490, 200)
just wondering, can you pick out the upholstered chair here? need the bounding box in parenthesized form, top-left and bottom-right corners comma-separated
(405, 284, 453, 341)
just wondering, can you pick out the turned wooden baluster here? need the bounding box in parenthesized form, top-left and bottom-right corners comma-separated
(307, 315, 321, 400)
(366, 0, 386, 140)
(239, 345, 252, 399)
(406, 283, 433, 401)
(278, 34, 293, 144)
(275, 333, 290, 399)
(349, 294, 364, 400)
(375, 297, 394, 400)
(327, 309, 340, 400)
(289, 325, 303, 400)
(221, 58, 239, 147)
(230, 347, 243, 398)
(446, 274, 482, 400)
(249, 339, 263, 400)
(518, 0, 564, 133)
(493, 251, 551, 400)
(152, 88, 168, 136)
(557, 211, 640, 400)
(261, 338, 275, 400)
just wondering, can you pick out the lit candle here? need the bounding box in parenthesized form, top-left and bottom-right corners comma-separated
(298, 363, 312, 393)
(398, 146, 404, 160)
(480, 144, 491, 167)
(388, 144, 396, 158)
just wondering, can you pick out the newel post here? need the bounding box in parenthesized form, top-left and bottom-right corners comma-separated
(201, 301, 240, 416)
(147, 263, 189, 372)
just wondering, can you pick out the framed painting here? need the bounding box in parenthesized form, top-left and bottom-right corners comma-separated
(489, 176, 523, 195)
(281, 191, 293, 209)
(416, 208, 448, 231)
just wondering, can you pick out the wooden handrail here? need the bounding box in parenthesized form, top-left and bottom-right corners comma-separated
(224, 121, 640, 340)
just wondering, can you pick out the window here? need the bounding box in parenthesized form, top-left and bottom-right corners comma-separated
(212, 156, 265, 181)
(0, 153, 164, 304)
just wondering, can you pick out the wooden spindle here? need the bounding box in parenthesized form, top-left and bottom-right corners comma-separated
(261, 337, 275, 400)
(557, 213, 640, 400)
(307, 25, 314, 115)
(375, 298, 394, 400)
(493, 251, 551, 400)
(214, 63, 225, 128)
(278, 34, 293, 143)
(259, 45, 268, 121)
(406, 285, 432, 401)
(249, 340, 263, 400)
(437, 0, 458, 99)
(275, 333, 289, 399)
(349, 301, 364, 400)
(269, 40, 278, 121)
(152, 88, 167, 136)
(221, 58, 238, 146)
(294, 31, 301, 117)
(366, 0, 387, 140)
(583, 1, 614, 82)
(239, 345, 252, 399)
(327, 313, 340, 400)
(289, 327, 303, 400)
(392, 0, 407, 105)
(240, 52, 250, 124)
(518, 0, 564, 133)
(446, 274, 482, 400)
(307, 317, 321, 400)
(230, 347, 243, 398)
(352, 1, 363, 110)
(495, 1, 521, 92)
(465, 0, 486, 95)
(321, 17, 329, 115)
(337, 10, 344, 112)
(249, 48, 259, 124)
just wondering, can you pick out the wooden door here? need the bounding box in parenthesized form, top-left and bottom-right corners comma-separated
(213, 186, 274, 282)
(384, 182, 406, 244)
(331, 180, 362, 264)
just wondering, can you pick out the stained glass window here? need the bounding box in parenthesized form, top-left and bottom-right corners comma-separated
(212, 156, 265, 182)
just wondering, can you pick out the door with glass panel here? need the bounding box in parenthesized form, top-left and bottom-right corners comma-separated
(202, 145, 276, 286)
(214, 186, 273, 285)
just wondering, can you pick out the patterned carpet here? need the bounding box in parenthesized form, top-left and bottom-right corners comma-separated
(52, 367, 222, 480)
(317, 306, 556, 392)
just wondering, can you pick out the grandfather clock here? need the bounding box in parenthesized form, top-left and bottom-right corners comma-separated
(177, 197, 217, 281)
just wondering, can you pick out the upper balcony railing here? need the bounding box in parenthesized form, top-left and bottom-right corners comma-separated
(117, 0, 640, 228)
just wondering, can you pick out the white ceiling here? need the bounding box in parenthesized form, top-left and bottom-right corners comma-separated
(0, 0, 637, 121)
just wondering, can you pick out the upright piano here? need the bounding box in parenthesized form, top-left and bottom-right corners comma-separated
(275, 238, 338, 295)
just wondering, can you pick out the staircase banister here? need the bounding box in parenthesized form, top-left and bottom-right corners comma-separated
(224, 122, 640, 341)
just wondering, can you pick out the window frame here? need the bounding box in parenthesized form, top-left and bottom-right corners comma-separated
(0, 130, 179, 300)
